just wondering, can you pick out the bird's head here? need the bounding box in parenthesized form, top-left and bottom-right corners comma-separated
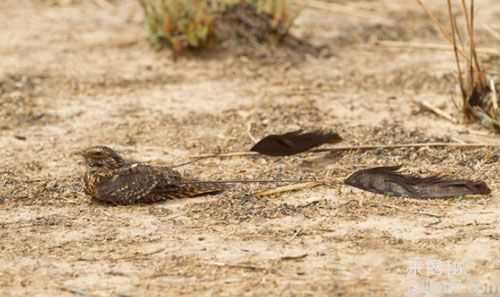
(77, 146, 125, 169)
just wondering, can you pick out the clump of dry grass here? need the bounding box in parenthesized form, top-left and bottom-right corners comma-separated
(417, 0, 500, 132)
(138, 0, 215, 54)
(138, 0, 301, 55)
(237, 0, 299, 29)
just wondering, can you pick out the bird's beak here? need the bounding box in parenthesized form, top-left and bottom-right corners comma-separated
(71, 149, 85, 157)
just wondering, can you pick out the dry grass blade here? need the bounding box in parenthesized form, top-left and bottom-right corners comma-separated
(447, 0, 467, 106)
(299, 0, 387, 23)
(484, 25, 500, 42)
(375, 40, 498, 55)
(414, 100, 457, 123)
(93, 0, 114, 9)
(415, 0, 468, 60)
(255, 182, 322, 197)
(490, 78, 498, 111)
(279, 253, 308, 261)
(208, 262, 270, 271)
(378, 203, 443, 219)
(415, 0, 453, 44)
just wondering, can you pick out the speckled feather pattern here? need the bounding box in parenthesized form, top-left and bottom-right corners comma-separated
(81, 146, 223, 204)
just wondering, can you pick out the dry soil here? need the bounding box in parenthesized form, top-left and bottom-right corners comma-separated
(1, 1, 500, 297)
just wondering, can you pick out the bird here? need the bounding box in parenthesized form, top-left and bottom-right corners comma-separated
(77, 146, 223, 205)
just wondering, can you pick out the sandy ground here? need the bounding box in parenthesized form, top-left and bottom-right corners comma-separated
(1, 1, 500, 296)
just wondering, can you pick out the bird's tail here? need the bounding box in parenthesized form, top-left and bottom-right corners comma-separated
(174, 181, 225, 198)
(171, 178, 316, 198)
(143, 178, 319, 203)
(142, 180, 225, 202)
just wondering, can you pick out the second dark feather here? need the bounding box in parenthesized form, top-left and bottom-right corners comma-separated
(250, 130, 342, 156)
(344, 165, 491, 198)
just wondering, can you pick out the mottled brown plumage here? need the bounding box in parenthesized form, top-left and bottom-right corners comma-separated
(79, 146, 223, 204)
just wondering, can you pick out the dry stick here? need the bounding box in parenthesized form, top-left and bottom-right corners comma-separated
(448, 0, 468, 103)
(92, 0, 114, 9)
(463, 0, 484, 90)
(460, 0, 472, 46)
(247, 122, 258, 143)
(190, 142, 499, 159)
(415, 0, 482, 70)
(169, 156, 212, 168)
(192, 151, 259, 158)
(59, 287, 89, 296)
(490, 78, 498, 111)
(415, 0, 466, 59)
(255, 182, 322, 197)
(374, 41, 498, 55)
(110, 248, 166, 261)
(300, 0, 387, 23)
(455, 0, 474, 70)
(416, 0, 454, 43)
(453, 7, 468, 64)
(425, 218, 443, 227)
(279, 253, 308, 261)
(450, 137, 467, 144)
(286, 228, 304, 243)
(457, 0, 474, 92)
(176, 179, 319, 185)
(484, 25, 500, 42)
(449, 93, 461, 114)
(414, 100, 457, 123)
(379, 203, 443, 219)
(471, 2, 486, 91)
(208, 262, 269, 272)
(461, 0, 482, 77)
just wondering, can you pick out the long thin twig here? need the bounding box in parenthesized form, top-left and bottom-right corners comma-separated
(80, 248, 166, 262)
(59, 287, 90, 296)
(415, 0, 475, 61)
(464, 0, 483, 79)
(415, 0, 454, 44)
(299, 0, 388, 23)
(247, 122, 258, 143)
(484, 25, 500, 42)
(208, 262, 269, 271)
(176, 179, 319, 185)
(379, 203, 443, 219)
(375, 40, 498, 55)
(279, 253, 308, 261)
(169, 157, 210, 168)
(415, 100, 457, 123)
(255, 182, 322, 197)
(448, 0, 468, 108)
(92, 0, 114, 9)
(490, 78, 498, 111)
(190, 142, 499, 159)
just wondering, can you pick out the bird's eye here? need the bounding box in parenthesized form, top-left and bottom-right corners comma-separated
(89, 160, 102, 167)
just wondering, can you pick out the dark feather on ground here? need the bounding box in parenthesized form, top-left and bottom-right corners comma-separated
(250, 130, 342, 156)
(344, 165, 490, 198)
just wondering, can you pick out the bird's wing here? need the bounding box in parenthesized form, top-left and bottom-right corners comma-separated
(157, 166, 183, 181)
(94, 164, 160, 204)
